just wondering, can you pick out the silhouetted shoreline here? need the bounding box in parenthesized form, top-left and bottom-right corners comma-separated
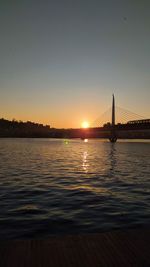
(0, 118, 150, 139)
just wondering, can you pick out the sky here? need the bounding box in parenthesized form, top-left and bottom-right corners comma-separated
(0, 0, 150, 128)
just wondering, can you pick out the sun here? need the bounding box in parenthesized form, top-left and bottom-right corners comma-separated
(81, 121, 90, 129)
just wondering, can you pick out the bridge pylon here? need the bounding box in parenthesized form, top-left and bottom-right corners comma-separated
(109, 94, 117, 143)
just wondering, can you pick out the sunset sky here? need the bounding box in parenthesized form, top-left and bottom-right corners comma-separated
(0, 0, 150, 128)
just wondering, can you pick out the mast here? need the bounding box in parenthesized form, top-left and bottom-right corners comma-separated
(112, 94, 115, 127)
(109, 94, 117, 142)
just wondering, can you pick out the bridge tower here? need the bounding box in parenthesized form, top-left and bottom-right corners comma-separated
(109, 94, 117, 143)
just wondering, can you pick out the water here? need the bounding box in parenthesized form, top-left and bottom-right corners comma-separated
(0, 138, 150, 240)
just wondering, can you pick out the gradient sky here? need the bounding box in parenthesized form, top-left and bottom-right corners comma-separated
(0, 0, 150, 128)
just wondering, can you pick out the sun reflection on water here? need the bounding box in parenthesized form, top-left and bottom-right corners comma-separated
(82, 151, 89, 172)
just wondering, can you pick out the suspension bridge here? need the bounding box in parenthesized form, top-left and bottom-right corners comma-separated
(80, 94, 150, 141)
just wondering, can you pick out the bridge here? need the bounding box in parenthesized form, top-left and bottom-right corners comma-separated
(79, 94, 150, 141)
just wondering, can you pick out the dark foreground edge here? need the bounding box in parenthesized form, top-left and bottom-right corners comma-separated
(0, 227, 150, 267)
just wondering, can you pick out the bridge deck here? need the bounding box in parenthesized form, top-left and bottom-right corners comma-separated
(0, 228, 150, 267)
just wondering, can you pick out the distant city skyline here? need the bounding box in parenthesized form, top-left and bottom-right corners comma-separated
(0, 0, 150, 128)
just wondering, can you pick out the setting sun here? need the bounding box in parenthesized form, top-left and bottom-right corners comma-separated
(81, 121, 90, 128)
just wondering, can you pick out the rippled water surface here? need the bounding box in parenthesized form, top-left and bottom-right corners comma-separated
(0, 138, 150, 240)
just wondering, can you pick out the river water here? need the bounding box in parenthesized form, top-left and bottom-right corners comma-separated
(0, 138, 149, 240)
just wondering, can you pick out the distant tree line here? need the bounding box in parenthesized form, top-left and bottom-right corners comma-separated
(0, 118, 52, 137)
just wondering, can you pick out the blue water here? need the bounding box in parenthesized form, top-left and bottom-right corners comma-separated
(0, 138, 150, 240)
